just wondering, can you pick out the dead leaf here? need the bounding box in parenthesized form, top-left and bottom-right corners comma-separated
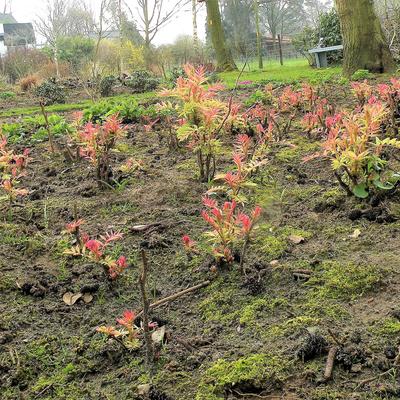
(270, 260, 280, 267)
(62, 292, 82, 306)
(151, 325, 166, 344)
(349, 229, 361, 239)
(288, 235, 305, 244)
(137, 384, 151, 396)
(82, 293, 93, 304)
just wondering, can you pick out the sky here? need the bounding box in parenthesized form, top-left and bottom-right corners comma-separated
(5, 0, 207, 46)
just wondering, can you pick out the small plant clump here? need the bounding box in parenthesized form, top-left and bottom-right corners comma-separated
(97, 309, 158, 350)
(34, 79, 66, 105)
(0, 135, 30, 204)
(75, 114, 126, 188)
(63, 219, 129, 280)
(160, 64, 235, 182)
(199, 197, 262, 271)
(307, 101, 400, 198)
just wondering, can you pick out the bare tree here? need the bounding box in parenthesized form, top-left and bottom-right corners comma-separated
(64, 0, 95, 36)
(132, 0, 190, 59)
(260, 0, 306, 47)
(2, 0, 12, 14)
(35, 0, 70, 78)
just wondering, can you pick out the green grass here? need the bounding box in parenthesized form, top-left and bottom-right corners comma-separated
(219, 58, 342, 87)
(0, 91, 155, 118)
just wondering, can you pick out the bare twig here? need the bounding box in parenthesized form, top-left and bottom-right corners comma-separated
(354, 368, 396, 390)
(40, 102, 55, 153)
(139, 250, 154, 369)
(135, 280, 211, 319)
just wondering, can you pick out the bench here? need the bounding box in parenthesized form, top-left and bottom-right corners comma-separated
(308, 44, 343, 68)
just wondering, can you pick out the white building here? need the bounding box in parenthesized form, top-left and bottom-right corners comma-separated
(0, 13, 35, 55)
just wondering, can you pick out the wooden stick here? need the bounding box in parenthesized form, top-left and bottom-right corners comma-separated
(135, 280, 211, 319)
(139, 250, 154, 369)
(354, 368, 395, 390)
(324, 346, 338, 381)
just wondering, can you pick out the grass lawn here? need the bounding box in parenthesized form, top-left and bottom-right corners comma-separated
(220, 58, 343, 87)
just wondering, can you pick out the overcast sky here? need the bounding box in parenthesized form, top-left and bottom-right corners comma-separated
(6, 0, 207, 45)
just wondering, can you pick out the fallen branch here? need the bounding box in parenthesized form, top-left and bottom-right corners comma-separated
(135, 280, 211, 319)
(324, 346, 338, 381)
(139, 250, 154, 369)
(354, 368, 396, 390)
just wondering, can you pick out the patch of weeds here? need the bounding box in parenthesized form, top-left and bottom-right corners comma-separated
(275, 138, 320, 163)
(306, 261, 382, 301)
(239, 297, 287, 327)
(0, 224, 46, 255)
(302, 295, 350, 321)
(176, 159, 198, 174)
(321, 223, 352, 239)
(196, 353, 290, 400)
(199, 285, 241, 324)
(253, 224, 312, 261)
(266, 316, 319, 338)
(370, 318, 400, 337)
(284, 184, 321, 203)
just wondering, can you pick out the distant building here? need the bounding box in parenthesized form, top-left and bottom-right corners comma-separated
(0, 13, 35, 55)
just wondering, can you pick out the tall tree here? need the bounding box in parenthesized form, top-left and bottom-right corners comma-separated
(202, 0, 237, 71)
(192, 0, 200, 60)
(254, 0, 263, 69)
(260, 0, 306, 47)
(334, 0, 396, 76)
(35, 0, 70, 78)
(133, 0, 188, 49)
(220, 0, 253, 58)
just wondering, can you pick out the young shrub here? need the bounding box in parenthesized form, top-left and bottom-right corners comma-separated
(209, 134, 267, 203)
(97, 309, 158, 350)
(0, 91, 16, 101)
(0, 135, 30, 204)
(376, 78, 400, 135)
(34, 79, 66, 105)
(125, 70, 160, 93)
(75, 114, 126, 188)
(99, 75, 116, 97)
(19, 74, 39, 92)
(63, 219, 129, 280)
(200, 197, 262, 272)
(307, 102, 400, 198)
(160, 64, 232, 182)
(351, 80, 373, 107)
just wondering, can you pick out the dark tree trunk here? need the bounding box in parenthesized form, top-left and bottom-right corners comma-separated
(334, 0, 396, 76)
(204, 0, 237, 71)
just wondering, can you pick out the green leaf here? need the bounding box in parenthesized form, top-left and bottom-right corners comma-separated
(373, 179, 394, 190)
(352, 183, 369, 198)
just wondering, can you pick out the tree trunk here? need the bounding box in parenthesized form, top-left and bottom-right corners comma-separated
(254, 0, 263, 70)
(205, 0, 237, 71)
(192, 0, 200, 62)
(334, 0, 396, 76)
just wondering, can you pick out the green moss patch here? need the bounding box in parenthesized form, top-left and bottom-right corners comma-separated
(196, 353, 290, 400)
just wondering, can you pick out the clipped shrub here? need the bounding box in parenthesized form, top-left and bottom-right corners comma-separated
(83, 98, 144, 124)
(19, 74, 39, 92)
(99, 75, 116, 97)
(125, 70, 160, 93)
(34, 79, 66, 105)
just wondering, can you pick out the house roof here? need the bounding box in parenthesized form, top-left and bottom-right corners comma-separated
(0, 13, 17, 24)
(3, 23, 35, 46)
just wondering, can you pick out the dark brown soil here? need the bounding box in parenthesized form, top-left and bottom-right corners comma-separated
(1, 85, 400, 400)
